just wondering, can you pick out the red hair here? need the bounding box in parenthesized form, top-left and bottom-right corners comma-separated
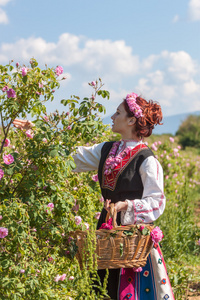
(123, 95, 163, 137)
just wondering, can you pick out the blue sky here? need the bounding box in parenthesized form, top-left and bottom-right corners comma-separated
(0, 0, 200, 118)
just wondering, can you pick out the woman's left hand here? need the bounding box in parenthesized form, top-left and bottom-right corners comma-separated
(114, 201, 128, 212)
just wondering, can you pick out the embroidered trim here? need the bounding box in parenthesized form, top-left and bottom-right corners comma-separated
(155, 158, 159, 180)
(102, 144, 148, 191)
(135, 193, 164, 215)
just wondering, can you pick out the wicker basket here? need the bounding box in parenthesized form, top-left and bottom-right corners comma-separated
(72, 204, 154, 269)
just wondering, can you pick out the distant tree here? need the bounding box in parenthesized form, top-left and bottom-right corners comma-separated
(176, 115, 200, 149)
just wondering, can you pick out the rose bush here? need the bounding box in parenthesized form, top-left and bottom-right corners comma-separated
(0, 59, 110, 299)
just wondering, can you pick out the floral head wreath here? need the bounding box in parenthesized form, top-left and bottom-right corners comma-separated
(125, 92, 143, 118)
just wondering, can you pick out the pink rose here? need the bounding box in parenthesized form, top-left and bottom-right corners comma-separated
(59, 273, 66, 281)
(139, 225, 145, 231)
(43, 116, 49, 122)
(150, 226, 164, 243)
(20, 269, 25, 273)
(95, 212, 101, 220)
(99, 218, 113, 230)
(47, 203, 54, 211)
(92, 174, 98, 182)
(0, 169, 4, 180)
(3, 154, 14, 165)
(84, 223, 89, 230)
(91, 81, 96, 86)
(55, 66, 63, 76)
(67, 125, 71, 130)
(7, 88, 16, 98)
(0, 227, 8, 238)
(3, 138, 10, 147)
(54, 275, 61, 282)
(69, 276, 74, 280)
(42, 138, 47, 143)
(21, 67, 28, 77)
(133, 267, 143, 272)
(47, 256, 54, 262)
(169, 137, 174, 143)
(16, 62, 19, 67)
(99, 196, 104, 203)
(2, 85, 8, 92)
(75, 216, 82, 225)
(0, 215, 2, 220)
(25, 130, 34, 139)
(151, 144, 158, 151)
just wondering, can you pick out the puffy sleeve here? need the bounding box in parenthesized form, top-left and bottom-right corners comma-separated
(121, 156, 166, 224)
(73, 142, 105, 172)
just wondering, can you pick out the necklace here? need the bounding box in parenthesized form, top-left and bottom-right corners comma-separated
(104, 141, 132, 175)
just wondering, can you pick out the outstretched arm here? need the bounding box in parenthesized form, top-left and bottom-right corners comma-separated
(13, 119, 34, 130)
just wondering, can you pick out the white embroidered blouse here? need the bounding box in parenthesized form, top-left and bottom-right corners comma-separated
(73, 140, 166, 225)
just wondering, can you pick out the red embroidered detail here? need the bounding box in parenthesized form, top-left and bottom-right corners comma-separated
(155, 158, 159, 180)
(134, 193, 165, 215)
(102, 144, 148, 191)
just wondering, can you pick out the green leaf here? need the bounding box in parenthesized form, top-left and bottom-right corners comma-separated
(120, 243, 123, 257)
(141, 227, 150, 236)
(69, 160, 76, 169)
(49, 149, 58, 157)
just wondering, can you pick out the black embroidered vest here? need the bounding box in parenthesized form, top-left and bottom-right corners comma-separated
(97, 141, 154, 228)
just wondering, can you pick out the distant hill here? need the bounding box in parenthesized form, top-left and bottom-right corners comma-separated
(103, 111, 200, 136)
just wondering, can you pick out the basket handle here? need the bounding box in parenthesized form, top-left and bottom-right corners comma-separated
(105, 203, 118, 228)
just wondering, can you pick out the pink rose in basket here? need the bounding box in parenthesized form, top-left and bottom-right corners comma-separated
(99, 218, 113, 230)
(150, 226, 164, 243)
(133, 267, 143, 272)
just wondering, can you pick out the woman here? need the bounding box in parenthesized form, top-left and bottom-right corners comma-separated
(73, 93, 175, 300)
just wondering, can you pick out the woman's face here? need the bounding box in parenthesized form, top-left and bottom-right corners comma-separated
(111, 102, 135, 136)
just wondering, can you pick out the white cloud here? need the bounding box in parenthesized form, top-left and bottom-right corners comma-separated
(172, 14, 180, 23)
(135, 50, 200, 115)
(0, 0, 11, 6)
(0, 33, 140, 83)
(0, 7, 8, 24)
(0, 0, 11, 24)
(161, 50, 197, 81)
(0, 34, 200, 116)
(183, 79, 200, 94)
(188, 0, 200, 21)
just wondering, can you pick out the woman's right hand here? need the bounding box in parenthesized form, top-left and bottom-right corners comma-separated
(13, 119, 34, 130)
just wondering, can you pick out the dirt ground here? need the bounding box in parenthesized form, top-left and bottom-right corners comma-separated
(188, 282, 200, 300)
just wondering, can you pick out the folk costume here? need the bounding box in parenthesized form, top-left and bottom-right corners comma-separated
(73, 139, 175, 300)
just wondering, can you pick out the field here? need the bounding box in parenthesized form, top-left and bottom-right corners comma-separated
(0, 61, 200, 299)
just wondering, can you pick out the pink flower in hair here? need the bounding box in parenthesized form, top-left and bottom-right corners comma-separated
(125, 92, 143, 118)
